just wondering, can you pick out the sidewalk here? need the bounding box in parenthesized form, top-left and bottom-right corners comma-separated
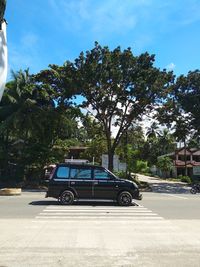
(136, 174, 191, 194)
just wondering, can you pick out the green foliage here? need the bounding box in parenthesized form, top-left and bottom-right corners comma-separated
(157, 156, 172, 171)
(142, 128, 175, 165)
(157, 156, 173, 178)
(134, 160, 149, 173)
(75, 42, 173, 170)
(2, 43, 199, 186)
(116, 125, 145, 171)
(35, 63, 80, 106)
(80, 138, 107, 163)
(0, 70, 81, 185)
(156, 70, 200, 143)
(177, 175, 192, 184)
(146, 122, 161, 139)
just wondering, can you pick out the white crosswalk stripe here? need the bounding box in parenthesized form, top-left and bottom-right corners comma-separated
(34, 204, 164, 221)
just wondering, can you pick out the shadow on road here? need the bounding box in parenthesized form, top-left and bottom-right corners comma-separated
(29, 200, 138, 207)
(150, 183, 191, 194)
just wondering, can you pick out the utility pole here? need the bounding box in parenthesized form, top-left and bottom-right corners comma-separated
(0, 0, 7, 101)
(184, 138, 187, 176)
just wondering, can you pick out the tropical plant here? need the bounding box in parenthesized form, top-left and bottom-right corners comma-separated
(0, 69, 81, 184)
(157, 156, 173, 178)
(146, 122, 161, 139)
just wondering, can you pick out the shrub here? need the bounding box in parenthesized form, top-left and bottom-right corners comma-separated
(135, 160, 149, 173)
(178, 175, 191, 184)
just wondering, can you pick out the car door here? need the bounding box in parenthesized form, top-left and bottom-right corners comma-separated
(93, 167, 118, 199)
(69, 166, 93, 199)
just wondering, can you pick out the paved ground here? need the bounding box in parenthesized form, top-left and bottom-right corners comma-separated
(0, 182, 200, 267)
(137, 173, 191, 194)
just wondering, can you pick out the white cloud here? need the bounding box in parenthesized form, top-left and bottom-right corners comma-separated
(21, 33, 38, 49)
(8, 32, 41, 74)
(48, 0, 138, 37)
(166, 62, 176, 71)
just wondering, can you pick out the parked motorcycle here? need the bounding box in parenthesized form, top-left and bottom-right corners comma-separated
(190, 183, 200, 194)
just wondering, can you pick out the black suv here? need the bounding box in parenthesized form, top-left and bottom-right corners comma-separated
(46, 163, 142, 206)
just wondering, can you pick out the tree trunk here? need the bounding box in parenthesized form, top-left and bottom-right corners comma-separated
(108, 150, 114, 172)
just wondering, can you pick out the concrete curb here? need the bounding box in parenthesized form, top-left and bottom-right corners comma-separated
(0, 188, 21, 196)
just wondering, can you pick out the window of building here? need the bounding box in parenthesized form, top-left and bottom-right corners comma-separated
(193, 155, 200, 162)
(178, 155, 190, 161)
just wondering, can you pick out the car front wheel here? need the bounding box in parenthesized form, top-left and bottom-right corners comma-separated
(59, 190, 74, 205)
(117, 191, 132, 206)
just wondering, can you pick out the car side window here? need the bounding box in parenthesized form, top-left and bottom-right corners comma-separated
(70, 168, 92, 179)
(94, 169, 110, 180)
(56, 166, 70, 179)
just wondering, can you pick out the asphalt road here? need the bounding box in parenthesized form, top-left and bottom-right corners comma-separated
(0, 191, 200, 267)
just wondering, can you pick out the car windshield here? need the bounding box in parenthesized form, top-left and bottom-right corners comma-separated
(104, 168, 118, 179)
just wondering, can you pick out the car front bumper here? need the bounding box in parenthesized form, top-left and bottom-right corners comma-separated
(133, 190, 143, 200)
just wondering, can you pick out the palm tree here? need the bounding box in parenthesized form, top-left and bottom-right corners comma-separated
(0, 69, 52, 179)
(158, 129, 175, 155)
(157, 156, 173, 178)
(146, 122, 161, 139)
(0, 70, 47, 139)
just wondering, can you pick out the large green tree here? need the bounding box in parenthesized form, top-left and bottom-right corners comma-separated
(156, 70, 200, 142)
(173, 71, 200, 138)
(75, 42, 173, 170)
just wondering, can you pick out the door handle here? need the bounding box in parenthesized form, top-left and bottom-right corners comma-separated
(71, 181, 75, 185)
(93, 181, 98, 185)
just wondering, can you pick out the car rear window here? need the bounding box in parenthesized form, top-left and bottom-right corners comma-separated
(56, 166, 70, 179)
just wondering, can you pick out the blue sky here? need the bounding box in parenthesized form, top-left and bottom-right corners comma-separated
(5, 0, 200, 77)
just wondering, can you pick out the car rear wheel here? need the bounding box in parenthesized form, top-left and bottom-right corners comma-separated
(117, 191, 132, 206)
(59, 190, 74, 205)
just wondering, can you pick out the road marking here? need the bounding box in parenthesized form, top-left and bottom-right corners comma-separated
(35, 216, 164, 220)
(162, 194, 188, 200)
(43, 209, 153, 213)
(34, 205, 164, 221)
(40, 212, 158, 216)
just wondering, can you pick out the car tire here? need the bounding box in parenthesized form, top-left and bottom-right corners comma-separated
(190, 188, 197, 194)
(117, 191, 132, 206)
(59, 190, 74, 205)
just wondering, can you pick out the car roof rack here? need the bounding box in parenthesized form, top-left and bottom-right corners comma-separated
(64, 159, 89, 165)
